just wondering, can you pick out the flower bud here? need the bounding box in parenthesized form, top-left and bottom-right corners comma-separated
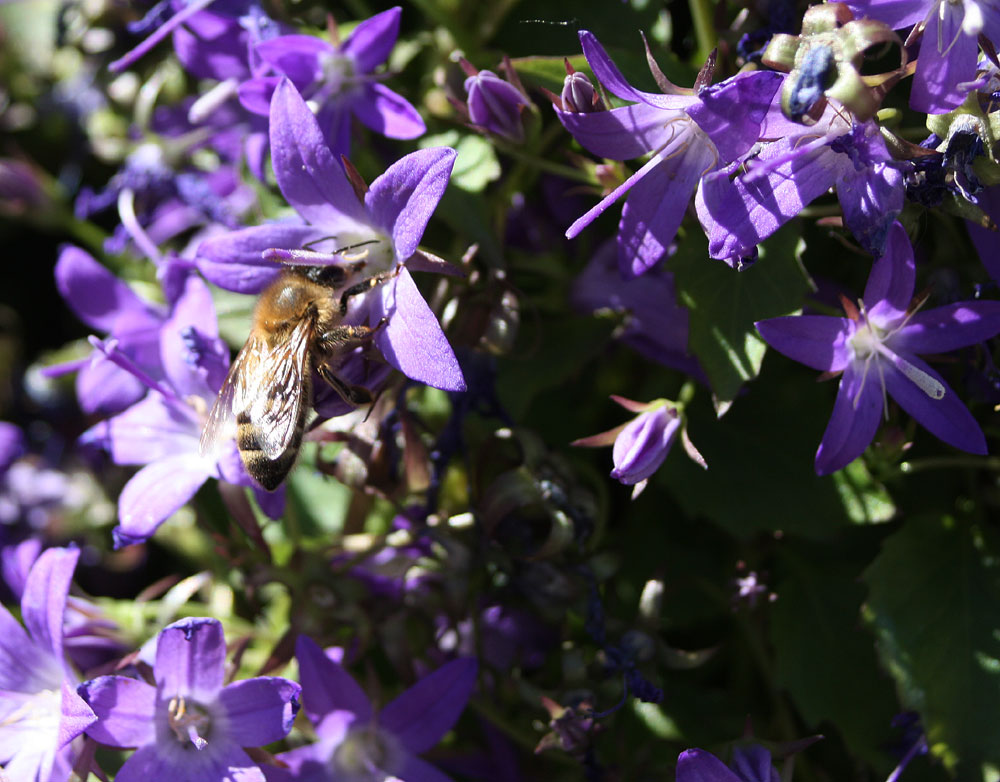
(610, 404, 680, 486)
(560, 71, 604, 113)
(465, 69, 530, 142)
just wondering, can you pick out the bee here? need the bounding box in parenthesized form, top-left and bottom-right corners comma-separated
(200, 260, 392, 491)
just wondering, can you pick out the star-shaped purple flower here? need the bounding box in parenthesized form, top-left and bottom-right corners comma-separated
(676, 745, 780, 782)
(237, 7, 425, 156)
(847, 0, 1000, 113)
(197, 78, 465, 395)
(0, 546, 96, 782)
(756, 222, 1000, 474)
(555, 30, 782, 277)
(79, 617, 300, 782)
(263, 636, 476, 782)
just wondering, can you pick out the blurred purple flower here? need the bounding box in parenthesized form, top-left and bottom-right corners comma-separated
(571, 240, 705, 379)
(238, 7, 425, 156)
(0, 546, 97, 782)
(85, 271, 283, 547)
(676, 745, 780, 782)
(264, 636, 476, 782)
(51, 245, 167, 415)
(197, 78, 465, 394)
(697, 111, 903, 266)
(846, 0, 1000, 113)
(555, 30, 782, 277)
(0, 422, 25, 474)
(79, 617, 300, 782)
(756, 222, 1000, 474)
(966, 183, 1000, 284)
(463, 66, 531, 143)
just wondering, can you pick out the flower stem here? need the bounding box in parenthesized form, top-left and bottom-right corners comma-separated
(688, 0, 718, 63)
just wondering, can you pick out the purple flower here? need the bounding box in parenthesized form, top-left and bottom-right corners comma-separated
(264, 636, 476, 782)
(756, 222, 1000, 474)
(0, 422, 25, 474)
(696, 110, 903, 265)
(238, 7, 425, 156)
(846, 0, 1000, 113)
(571, 240, 704, 379)
(52, 245, 168, 415)
(79, 617, 300, 782)
(463, 65, 531, 142)
(86, 270, 282, 547)
(555, 31, 782, 277)
(197, 78, 465, 394)
(676, 745, 780, 782)
(0, 546, 97, 782)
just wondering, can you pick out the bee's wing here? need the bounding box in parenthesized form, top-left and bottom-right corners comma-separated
(199, 335, 263, 459)
(242, 317, 313, 460)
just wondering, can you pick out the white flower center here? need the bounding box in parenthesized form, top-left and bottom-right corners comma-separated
(330, 723, 405, 782)
(848, 312, 945, 407)
(167, 696, 212, 750)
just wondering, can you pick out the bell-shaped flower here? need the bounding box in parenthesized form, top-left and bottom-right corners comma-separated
(0, 546, 96, 782)
(555, 30, 782, 277)
(197, 78, 465, 394)
(78, 617, 300, 782)
(846, 0, 1000, 113)
(263, 635, 476, 782)
(237, 7, 425, 156)
(756, 222, 1000, 474)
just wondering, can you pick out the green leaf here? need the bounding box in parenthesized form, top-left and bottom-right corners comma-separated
(510, 55, 589, 94)
(421, 131, 501, 193)
(832, 460, 896, 524)
(770, 539, 898, 770)
(671, 225, 811, 408)
(864, 516, 1000, 776)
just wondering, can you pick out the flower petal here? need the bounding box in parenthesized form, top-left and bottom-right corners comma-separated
(59, 679, 97, 748)
(238, 75, 282, 116)
(556, 102, 673, 160)
(196, 221, 322, 294)
(155, 617, 226, 702)
(76, 356, 148, 416)
(379, 657, 477, 754)
(115, 455, 211, 548)
(675, 748, 742, 782)
(0, 602, 51, 692)
(365, 147, 456, 260)
(374, 268, 466, 391)
(814, 364, 883, 475)
(342, 7, 401, 73)
(392, 752, 456, 782)
(55, 245, 159, 332)
(686, 71, 782, 162)
(108, 394, 199, 466)
(77, 675, 156, 748)
(269, 78, 368, 228)
(22, 546, 79, 662)
(862, 221, 914, 311)
(159, 274, 227, 399)
(883, 354, 987, 454)
(755, 315, 852, 372)
(893, 301, 1000, 353)
(617, 140, 715, 277)
(295, 635, 372, 739)
(219, 677, 301, 746)
(351, 83, 426, 140)
(910, 7, 979, 113)
(836, 161, 903, 257)
(255, 35, 330, 86)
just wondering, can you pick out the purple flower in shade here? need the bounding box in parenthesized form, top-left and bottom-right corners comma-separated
(78, 617, 300, 782)
(462, 63, 532, 143)
(846, 0, 1000, 113)
(967, 183, 1000, 284)
(237, 7, 425, 156)
(86, 269, 284, 547)
(0, 546, 97, 782)
(555, 30, 783, 277)
(197, 78, 465, 394)
(0, 422, 25, 474)
(696, 108, 904, 266)
(573, 396, 705, 497)
(571, 239, 705, 380)
(264, 636, 476, 782)
(756, 222, 1000, 475)
(676, 745, 780, 782)
(49, 245, 168, 415)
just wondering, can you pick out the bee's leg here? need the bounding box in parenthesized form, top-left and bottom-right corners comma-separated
(316, 363, 373, 405)
(337, 269, 400, 316)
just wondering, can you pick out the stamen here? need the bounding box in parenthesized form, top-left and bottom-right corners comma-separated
(117, 188, 164, 266)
